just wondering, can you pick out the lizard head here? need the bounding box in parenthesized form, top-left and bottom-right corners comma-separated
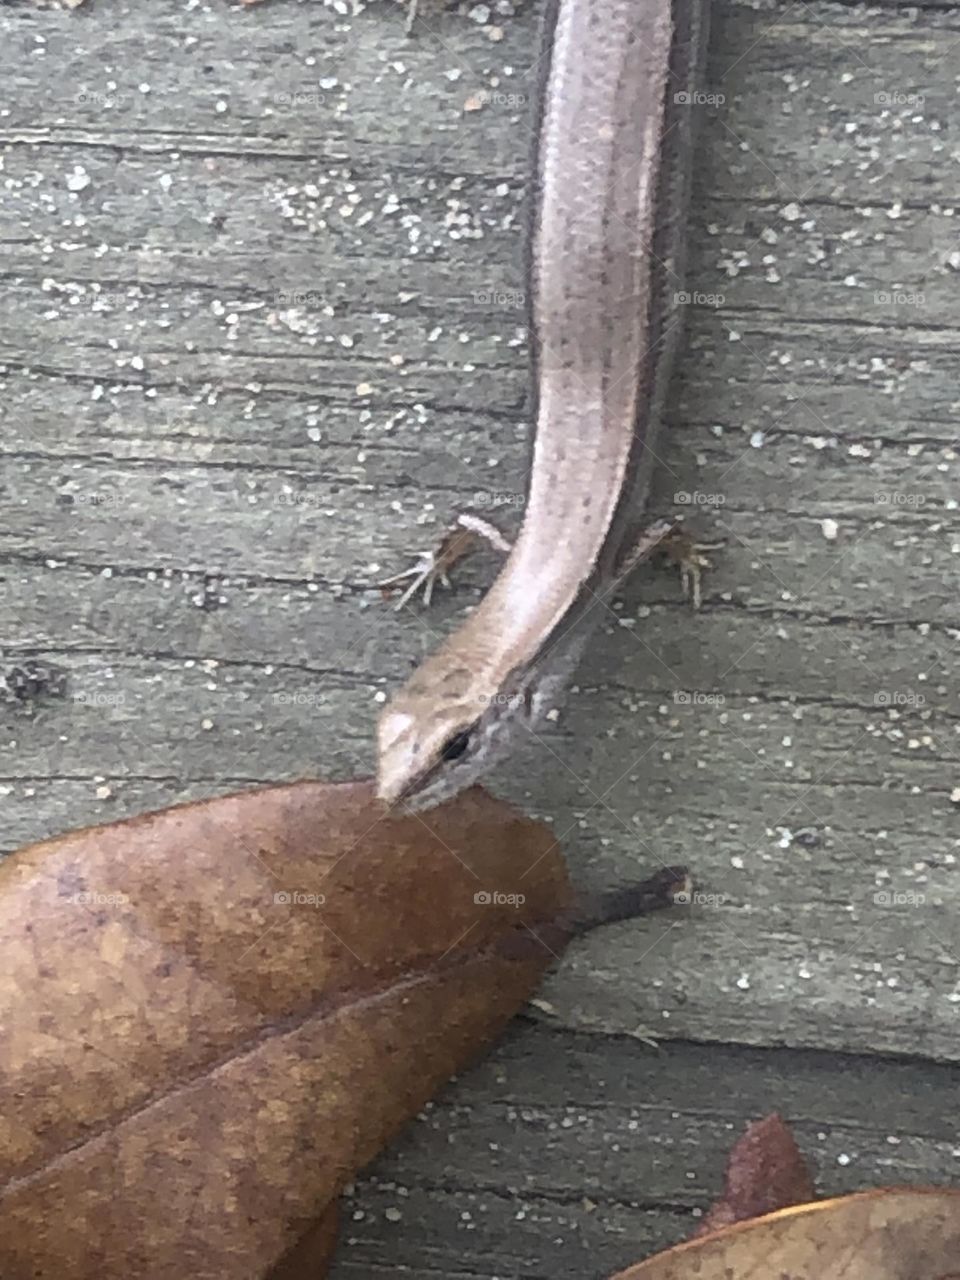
(376, 657, 531, 812)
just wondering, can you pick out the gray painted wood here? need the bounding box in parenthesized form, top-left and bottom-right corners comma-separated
(336, 1024, 960, 1277)
(2, 0, 958, 1273)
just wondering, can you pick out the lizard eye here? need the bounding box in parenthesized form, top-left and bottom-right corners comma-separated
(440, 729, 472, 762)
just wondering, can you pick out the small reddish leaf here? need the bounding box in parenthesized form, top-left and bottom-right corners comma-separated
(0, 781, 571, 1279)
(696, 1112, 815, 1234)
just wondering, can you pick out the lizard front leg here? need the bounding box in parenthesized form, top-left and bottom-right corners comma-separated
(377, 514, 511, 611)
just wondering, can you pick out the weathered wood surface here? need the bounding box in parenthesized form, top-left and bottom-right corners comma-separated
(332, 1026, 960, 1277)
(1, 0, 959, 1273)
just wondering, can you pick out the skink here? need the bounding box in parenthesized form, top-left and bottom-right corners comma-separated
(377, 0, 711, 809)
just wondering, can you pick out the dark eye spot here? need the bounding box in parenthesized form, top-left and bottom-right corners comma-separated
(440, 729, 471, 762)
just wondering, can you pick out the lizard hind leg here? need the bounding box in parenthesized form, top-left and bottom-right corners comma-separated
(613, 517, 679, 583)
(613, 518, 721, 608)
(658, 525, 724, 609)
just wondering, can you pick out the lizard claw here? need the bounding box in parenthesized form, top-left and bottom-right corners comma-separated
(659, 527, 723, 609)
(377, 514, 511, 612)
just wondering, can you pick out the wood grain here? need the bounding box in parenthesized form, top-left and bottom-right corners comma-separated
(2, 0, 958, 1273)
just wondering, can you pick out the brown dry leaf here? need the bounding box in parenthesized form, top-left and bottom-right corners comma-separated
(0, 781, 571, 1280)
(612, 1188, 960, 1280)
(696, 1112, 815, 1235)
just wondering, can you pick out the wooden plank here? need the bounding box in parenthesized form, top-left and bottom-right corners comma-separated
(333, 1023, 960, 1277)
(2, 0, 959, 1272)
(3, 0, 959, 1052)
